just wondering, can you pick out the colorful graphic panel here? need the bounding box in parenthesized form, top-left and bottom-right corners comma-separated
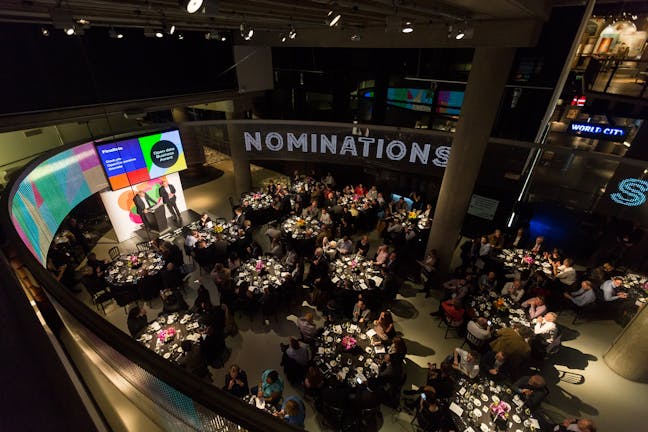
(10, 143, 108, 265)
(96, 130, 187, 190)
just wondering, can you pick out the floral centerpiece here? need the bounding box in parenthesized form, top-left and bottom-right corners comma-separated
(128, 255, 140, 268)
(522, 255, 535, 265)
(341, 335, 357, 351)
(214, 225, 224, 234)
(493, 297, 506, 312)
(158, 327, 176, 343)
(253, 193, 262, 199)
(407, 211, 418, 220)
(255, 259, 265, 271)
(296, 218, 306, 228)
(489, 400, 511, 424)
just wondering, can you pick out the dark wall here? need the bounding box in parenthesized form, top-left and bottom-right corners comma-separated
(0, 25, 237, 114)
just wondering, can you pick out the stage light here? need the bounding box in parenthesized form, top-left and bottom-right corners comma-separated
(180, 0, 204, 14)
(41, 27, 50, 36)
(288, 26, 296, 39)
(280, 33, 287, 43)
(76, 18, 90, 25)
(109, 28, 124, 39)
(155, 30, 164, 38)
(327, 9, 341, 27)
(240, 23, 253, 40)
(64, 27, 75, 36)
(351, 33, 361, 41)
(401, 21, 413, 33)
(178, 33, 184, 40)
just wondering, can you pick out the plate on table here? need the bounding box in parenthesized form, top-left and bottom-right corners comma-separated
(365, 347, 373, 354)
(512, 414, 521, 423)
(473, 398, 481, 407)
(473, 408, 482, 418)
(330, 360, 337, 367)
(163, 352, 171, 359)
(326, 336, 334, 343)
(492, 395, 500, 403)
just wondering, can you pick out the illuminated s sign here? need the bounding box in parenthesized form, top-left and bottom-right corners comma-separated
(568, 122, 628, 142)
(610, 178, 648, 207)
(243, 131, 451, 167)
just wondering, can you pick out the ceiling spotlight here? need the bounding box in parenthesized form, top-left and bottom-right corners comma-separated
(109, 28, 123, 39)
(280, 33, 287, 43)
(220, 33, 227, 41)
(178, 33, 184, 40)
(76, 18, 90, 25)
(41, 27, 50, 36)
(168, 24, 176, 35)
(401, 21, 414, 33)
(240, 23, 253, 40)
(64, 27, 75, 36)
(180, 0, 204, 14)
(289, 26, 297, 39)
(351, 33, 361, 41)
(327, 9, 342, 27)
(455, 28, 465, 39)
(155, 30, 164, 38)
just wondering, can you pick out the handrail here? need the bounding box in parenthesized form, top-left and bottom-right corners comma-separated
(0, 139, 300, 432)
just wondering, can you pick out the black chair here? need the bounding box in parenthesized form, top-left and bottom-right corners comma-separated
(572, 302, 600, 324)
(109, 246, 121, 261)
(83, 277, 113, 315)
(460, 327, 488, 352)
(138, 273, 163, 301)
(438, 312, 463, 339)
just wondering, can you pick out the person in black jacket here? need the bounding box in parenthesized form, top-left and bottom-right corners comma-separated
(133, 190, 157, 231)
(223, 364, 249, 397)
(512, 375, 549, 409)
(179, 340, 211, 382)
(158, 179, 182, 222)
(127, 306, 148, 336)
(480, 350, 508, 380)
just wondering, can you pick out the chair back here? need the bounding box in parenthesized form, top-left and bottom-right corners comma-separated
(136, 241, 150, 252)
(109, 246, 121, 261)
(465, 329, 486, 348)
(546, 333, 562, 356)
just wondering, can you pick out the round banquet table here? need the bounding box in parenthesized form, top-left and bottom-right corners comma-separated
(495, 249, 555, 278)
(241, 191, 276, 225)
(312, 322, 386, 389)
(282, 215, 321, 255)
(450, 376, 541, 432)
(186, 220, 241, 245)
(136, 312, 205, 364)
(467, 292, 532, 330)
(232, 257, 288, 296)
(386, 210, 428, 231)
(104, 252, 165, 287)
(329, 254, 383, 291)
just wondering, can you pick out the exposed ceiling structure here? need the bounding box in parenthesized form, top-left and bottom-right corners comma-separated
(1, 0, 552, 34)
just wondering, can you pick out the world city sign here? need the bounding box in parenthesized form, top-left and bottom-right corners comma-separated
(568, 122, 628, 143)
(610, 178, 648, 207)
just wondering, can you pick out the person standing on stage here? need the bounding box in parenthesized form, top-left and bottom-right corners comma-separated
(133, 190, 157, 231)
(159, 179, 182, 223)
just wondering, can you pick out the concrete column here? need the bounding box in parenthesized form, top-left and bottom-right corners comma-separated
(604, 304, 648, 382)
(171, 107, 206, 167)
(426, 47, 516, 274)
(226, 110, 252, 196)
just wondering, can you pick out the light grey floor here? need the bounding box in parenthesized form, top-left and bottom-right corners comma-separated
(83, 159, 647, 431)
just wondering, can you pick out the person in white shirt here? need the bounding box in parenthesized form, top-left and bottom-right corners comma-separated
(336, 236, 353, 255)
(553, 258, 576, 287)
(521, 296, 547, 319)
(478, 236, 491, 257)
(533, 312, 557, 344)
(452, 348, 480, 379)
(319, 208, 332, 225)
(501, 279, 525, 303)
(184, 230, 199, 249)
(467, 317, 492, 341)
(352, 300, 371, 323)
(564, 280, 596, 307)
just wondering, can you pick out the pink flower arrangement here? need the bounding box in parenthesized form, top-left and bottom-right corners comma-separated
(489, 401, 511, 421)
(253, 193, 261, 199)
(341, 335, 357, 350)
(350, 260, 357, 269)
(255, 259, 265, 271)
(522, 256, 535, 265)
(158, 327, 176, 343)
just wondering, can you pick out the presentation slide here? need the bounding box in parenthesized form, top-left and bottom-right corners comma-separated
(96, 130, 187, 190)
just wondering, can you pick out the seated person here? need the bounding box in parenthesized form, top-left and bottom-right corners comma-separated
(274, 396, 306, 428)
(179, 340, 211, 382)
(199, 213, 212, 229)
(479, 271, 498, 292)
(252, 369, 284, 407)
(441, 298, 465, 325)
(600, 276, 628, 302)
(337, 236, 354, 255)
(564, 280, 596, 308)
(355, 235, 370, 256)
(374, 244, 390, 265)
(451, 348, 480, 379)
(512, 375, 549, 409)
(127, 306, 148, 337)
(415, 389, 445, 431)
(223, 364, 249, 398)
(388, 336, 408, 363)
(284, 337, 309, 367)
(467, 317, 492, 342)
(191, 284, 213, 314)
(372, 354, 404, 396)
(373, 310, 395, 341)
(501, 279, 525, 303)
(533, 312, 558, 344)
(553, 258, 576, 288)
(521, 296, 547, 319)
(554, 417, 597, 432)
(353, 299, 371, 324)
(304, 366, 325, 391)
(480, 350, 507, 379)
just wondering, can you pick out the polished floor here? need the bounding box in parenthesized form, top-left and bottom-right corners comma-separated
(85, 157, 647, 431)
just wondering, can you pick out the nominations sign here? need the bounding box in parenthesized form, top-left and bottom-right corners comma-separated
(242, 131, 452, 168)
(568, 122, 628, 143)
